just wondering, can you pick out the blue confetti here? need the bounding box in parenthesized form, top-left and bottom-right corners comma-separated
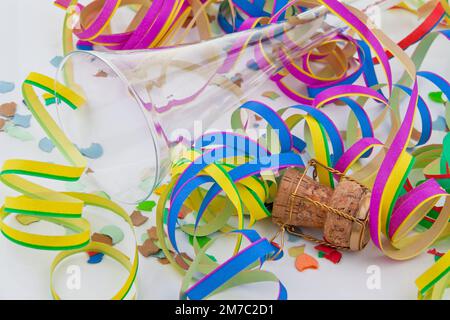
(0, 81, 15, 94)
(87, 253, 104, 264)
(12, 114, 31, 128)
(38, 137, 55, 153)
(79, 143, 104, 159)
(432, 116, 448, 131)
(246, 59, 260, 71)
(50, 56, 64, 68)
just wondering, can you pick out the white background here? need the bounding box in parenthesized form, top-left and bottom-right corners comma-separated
(0, 0, 449, 299)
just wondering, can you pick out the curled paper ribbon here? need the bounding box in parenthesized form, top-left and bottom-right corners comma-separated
(416, 251, 449, 300)
(2, 0, 449, 300)
(152, 0, 450, 298)
(0, 73, 138, 299)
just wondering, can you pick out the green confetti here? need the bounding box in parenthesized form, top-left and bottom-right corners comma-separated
(100, 225, 124, 244)
(188, 234, 211, 248)
(206, 254, 217, 262)
(5, 125, 34, 141)
(428, 91, 446, 104)
(137, 200, 156, 211)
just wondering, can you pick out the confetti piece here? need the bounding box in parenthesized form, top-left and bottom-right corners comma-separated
(147, 227, 158, 240)
(0, 102, 17, 117)
(158, 257, 170, 265)
(86, 251, 99, 257)
(262, 91, 280, 100)
(178, 205, 192, 219)
(314, 244, 334, 254)
(324, 250, 342, 264)
(0, 81, 15, 94)
(153, 184, 168, 195)
(231, 73, 243, 87)
(206, 254, 217, 262)
(138, 239, 160, 257)
(315, 244, 342, 264)
(94, 70, 108, 77)
(5, 125, 34, 141)
(50, 56, 64, 68)
(16, 215, 40, 226)
(12, 114, 31, 128)
(100, 225, 124, 245)
(288, 244, 305, 257)
(151, 250, 167, 259)
(188, 235, 211, 248)
(432, 116, 448, 131)
(428, 91, 446, 104)
(137, 200, 156, 212)
(427, 248, 444, 262)
(175, 253, 191, 270)
(246, 59, 260, 71)
(87, 252, 104, 264)
(0, 118, 6, 131)
(38, 137, 55, 153)
(295, 253, 319, 272)
(91, 232, 113, 246)
(79, 143, 103, 159)
(130, 210, 149, 226)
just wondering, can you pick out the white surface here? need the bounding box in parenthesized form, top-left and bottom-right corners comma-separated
(0, 0, 449, 300)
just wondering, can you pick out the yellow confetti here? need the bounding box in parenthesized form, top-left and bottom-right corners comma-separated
(288, 244, 305, 257)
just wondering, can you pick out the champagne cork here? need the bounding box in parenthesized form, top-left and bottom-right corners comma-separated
(324, 179, 366, 248)
(272, 168, 333, 228)
(272, 167, 371, 250)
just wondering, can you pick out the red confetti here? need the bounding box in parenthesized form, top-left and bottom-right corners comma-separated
(324, 250, 342, 264)
(314, 244, 334, 254)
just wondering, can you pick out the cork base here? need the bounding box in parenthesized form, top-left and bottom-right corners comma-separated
(324, 179, 365, 248)
(350, 191, 371, 251)
(272, 168, 332, 228)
